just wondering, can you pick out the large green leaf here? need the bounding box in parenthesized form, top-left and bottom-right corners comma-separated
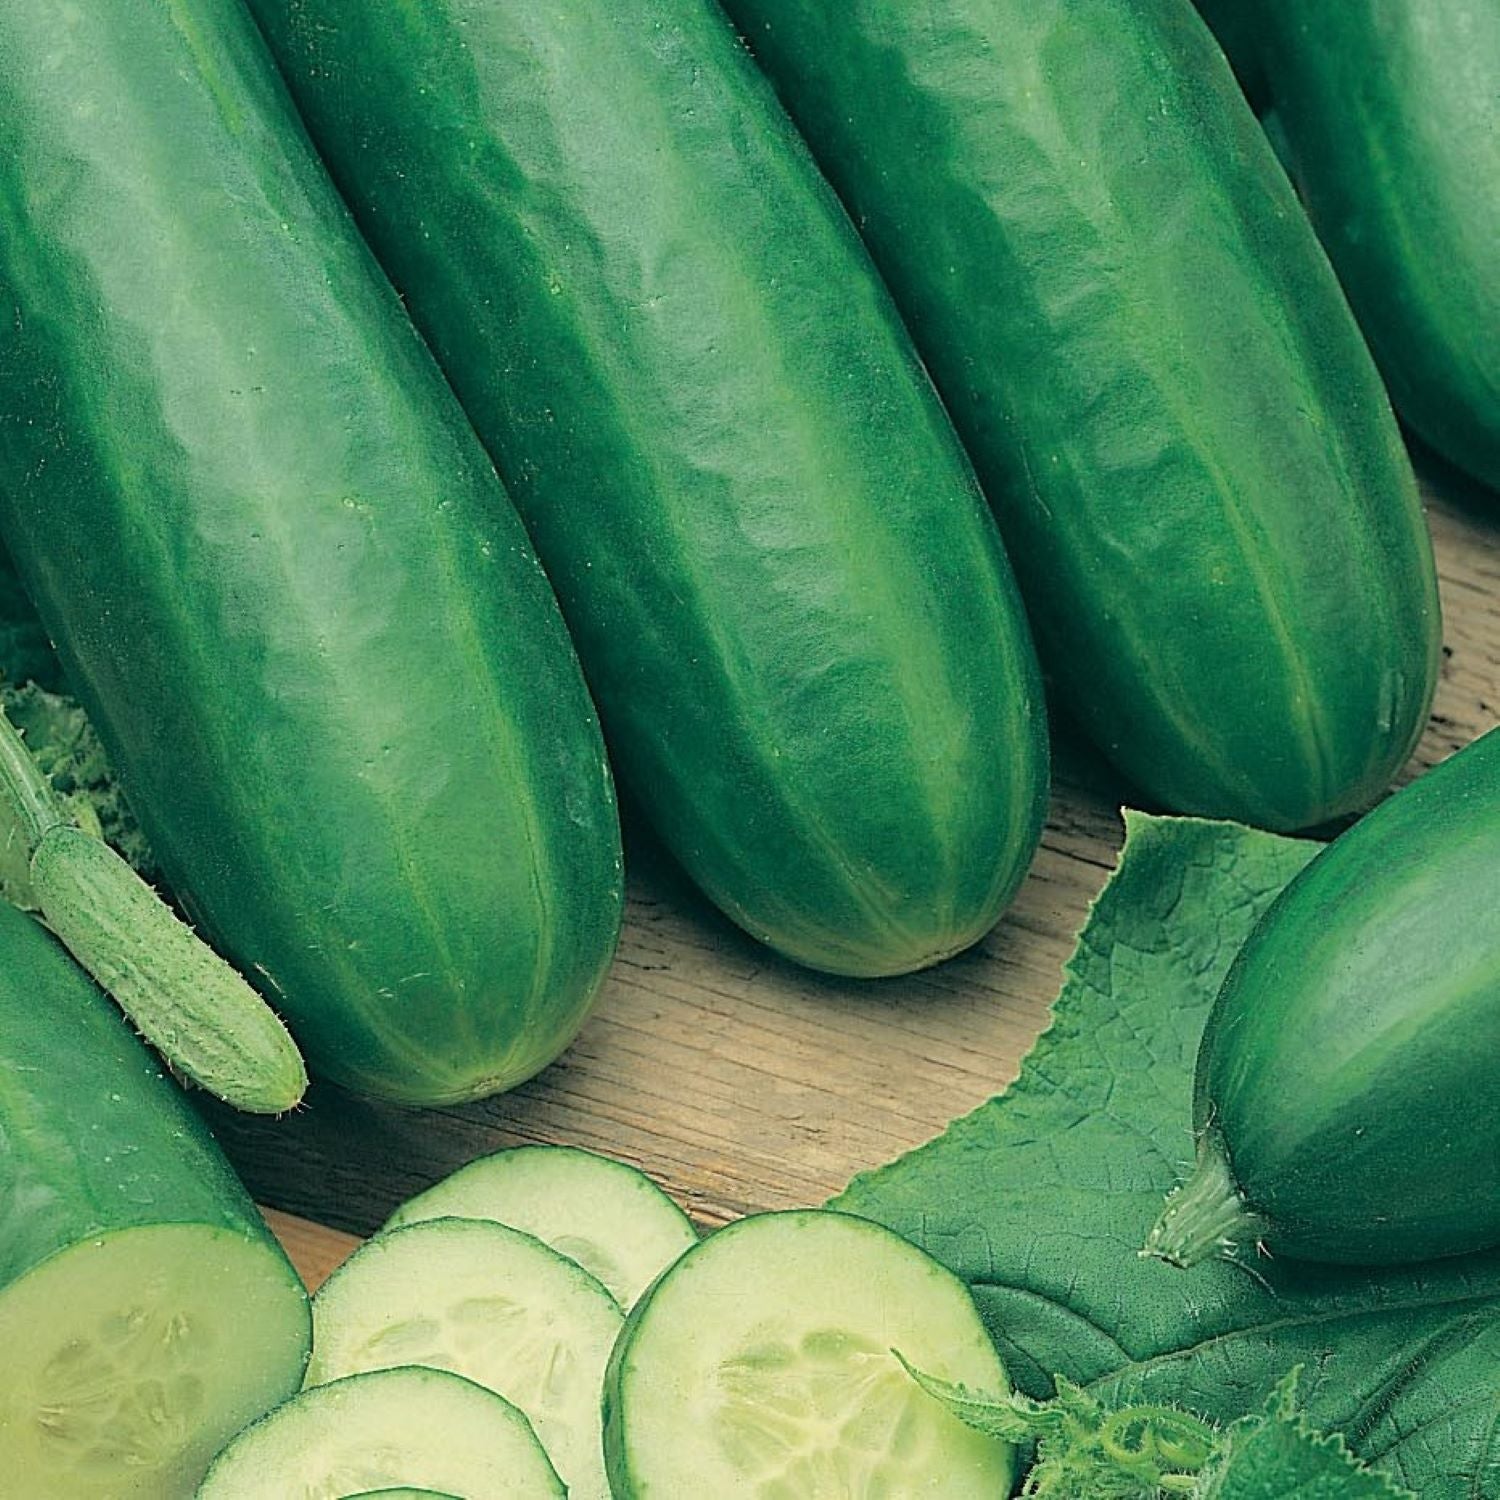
(835, 813, 1500, 1498)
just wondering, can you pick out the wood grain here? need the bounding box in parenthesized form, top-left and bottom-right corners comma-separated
(253, 472, 1500, 1287)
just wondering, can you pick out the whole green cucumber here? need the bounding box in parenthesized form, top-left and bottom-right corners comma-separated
(0, 1, 622, 1102)
(0, 900, 311, 1496)
(1148, 729, 1500, 1269)
(247, 0, 1048, 976)
(1259, 0, 1500, 492)
(720, 0, 1442, 831)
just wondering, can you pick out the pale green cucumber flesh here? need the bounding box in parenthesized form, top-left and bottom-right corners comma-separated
(604, 1210, 1016, 1498)
(385, 1146, 696, 1310)
(308, 1221, 622, 1500)
(197, 1367, 561, 1499)
(0, 1225, 308, 1499)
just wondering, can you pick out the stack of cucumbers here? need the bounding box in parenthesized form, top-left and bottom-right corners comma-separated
(0, 0, 1495, 1493)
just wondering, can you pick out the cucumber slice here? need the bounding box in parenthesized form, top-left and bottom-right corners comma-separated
(385, 1146, 697, 1309)
(604, 1210, 1017, 1498)
(341, 1491, 463, 1499)
(307, 1221, 622, 1500)
(198, 1366, 560, 1498)
(0, 1224, 308, 1499)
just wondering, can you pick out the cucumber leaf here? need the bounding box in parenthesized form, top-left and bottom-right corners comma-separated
(1201, 1373, 1415, 1499)
(835, 813, 1500, 1499)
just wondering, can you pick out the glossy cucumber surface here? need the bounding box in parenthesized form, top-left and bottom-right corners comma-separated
(0, 1, 623, 1102)
(721, 0, 1442, 832)
(247, 0, 1049, 978)
(1166, 731, 1500, 1266)
(1261, 0, 1500, 492)
(0, 901, 310, 1495)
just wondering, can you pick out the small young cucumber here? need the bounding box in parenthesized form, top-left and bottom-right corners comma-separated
(0, 900, 310, 1498)
(196, 1367, 562, 1498)
(384, 1145, 697, 1310)
(307, 1221, 623, 1500)
(0, 701, 306, 1114)
(1149, 728, 1500, 1268)
(603, 1210, 1016, 1497)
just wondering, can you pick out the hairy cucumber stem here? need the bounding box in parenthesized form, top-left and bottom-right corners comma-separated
(0, 700, 67, 853)
(1143, 1136, 1269, 1269)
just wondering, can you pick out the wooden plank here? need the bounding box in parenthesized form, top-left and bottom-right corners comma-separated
(232, 472, 1500, 1274)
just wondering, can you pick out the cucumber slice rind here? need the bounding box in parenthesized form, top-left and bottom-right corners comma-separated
(384, 1144, 697, 1310)
(197, 1365, 562, 1498)
(605, 1209, 1017, 1499)
(309, 1218, 622, 1500)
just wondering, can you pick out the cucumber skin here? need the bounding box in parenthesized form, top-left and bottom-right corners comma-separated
(0, 900, 307, 1316)
(246, 0, 1048, 977)
(722, 0, 1442, 832)
(0, 3, 623, 1101)
(1260, 1, 1500, 492)
(1196, 729, 1500, 1264)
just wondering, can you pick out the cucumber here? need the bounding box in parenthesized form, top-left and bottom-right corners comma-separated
(720, 0, 1442, 832)
(342, 1492, 462, 1499)
(603, 1210, 1016, 1496)
(1148, 729, 1500, 1269)
(0, 0, 622, 1104)
(0, 900, 310, 1497)
(1259, 0, 1500, 492)
(245, 0, 1049, 978)
(385, 1146, 697, 1310)
(307, 1221, 623, 1500)
(196, 1367, 562, 1498)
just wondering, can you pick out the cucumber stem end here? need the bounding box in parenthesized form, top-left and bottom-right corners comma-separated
(1143, 1136, 1267, 1269)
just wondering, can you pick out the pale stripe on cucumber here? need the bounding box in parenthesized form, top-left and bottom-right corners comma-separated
(385, 1144, 697, 1309)
(196, 1367, 561, 1498)
(307, 1220, 622, 1500)
(603, 1210, 1017, 1498)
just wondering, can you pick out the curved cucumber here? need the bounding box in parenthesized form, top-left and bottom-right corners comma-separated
(342, 1492, 463, 1499)
(385, 1145, 697, 1310)
(1260, 0, 1500, 492)
(307, 1221, 623, 1500)
(1149, 729, 1500, 1268)
(0, 0, 621, 1104)
(197, 1367, 562, 1498)
(247, 0, 1048, 978)
(721, 0, 1442, 831)
(0, 901, 310, 1497)
(603, 1210, 1016, 1496)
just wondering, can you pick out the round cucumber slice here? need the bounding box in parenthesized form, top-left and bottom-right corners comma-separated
(385, 1145, 697, 1308)
(307, 1220, 622, 1500)
(198, 1366, 560, 1498)
(604, 1210, 1017, 1498)
(341, 1491, 463, 1499)
(0, 1224, 308, 1499)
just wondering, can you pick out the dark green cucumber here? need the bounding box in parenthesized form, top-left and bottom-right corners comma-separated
(247, 0, 1048, 978)
(1259, 0, 1500, 492)
(1149, 729, 1500, 1268)
(721, 0, 1442, 832)
(0, 899, 310, 1496)
(0, 2, 622, 1102)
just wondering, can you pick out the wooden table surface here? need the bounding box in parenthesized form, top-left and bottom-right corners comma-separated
(242, 464, 1500, 1294)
